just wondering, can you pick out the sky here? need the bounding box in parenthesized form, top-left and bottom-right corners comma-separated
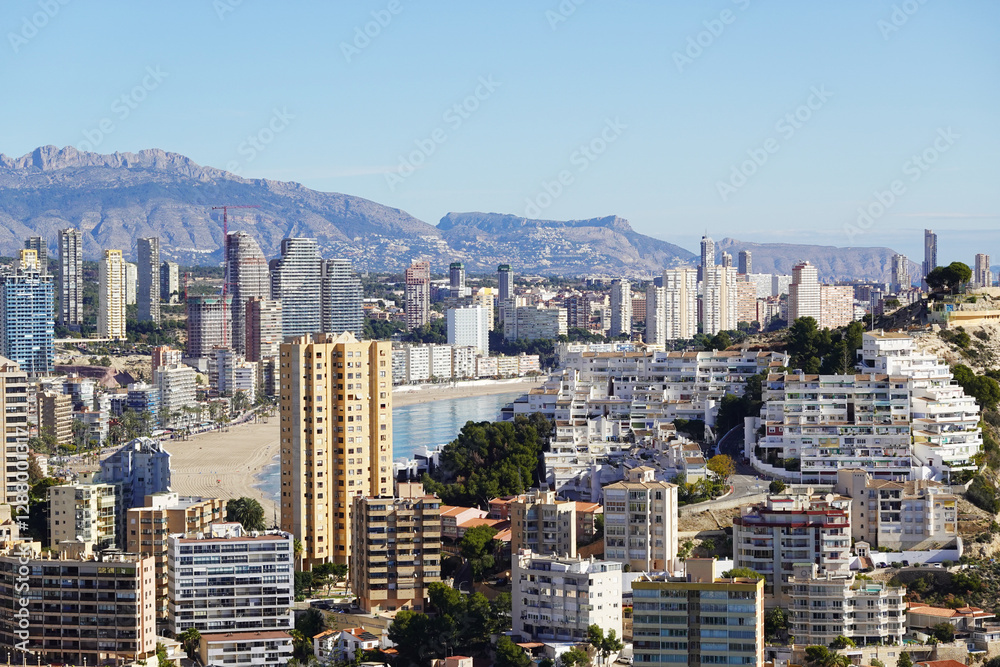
(2, 1, 998, 265)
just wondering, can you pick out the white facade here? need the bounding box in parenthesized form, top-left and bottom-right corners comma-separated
(702, 265, 737, 335)
(788, 261, 820, 323)
(662, 268, 698, 341)
(98, 250, 127, 340)
(512, 550, 622, 644)
(609, 279, 632, 338)
(447, 305, 489, 355)
(154, 364, 198, 427)
(505, 305, 567, 341)
(602, 467, 678, 572)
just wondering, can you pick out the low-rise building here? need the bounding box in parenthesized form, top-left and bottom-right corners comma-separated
(788, 563, 906, 646)
(350, 494, 442, 613)
(512, 550, 622, 643)
(603, 467, 678, 572)
(631, 559, 764, 667)
(440, 505, 489, 540)
(733, 491, 852, 606)
(199, 630, 293, 667)
(314, 627, 380, 664)
(907, 602, 994, 633)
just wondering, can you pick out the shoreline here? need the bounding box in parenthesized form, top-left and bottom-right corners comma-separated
(166, 378, 539, 513)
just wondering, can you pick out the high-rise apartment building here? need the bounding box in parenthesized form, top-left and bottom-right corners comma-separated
(153, 364, 199, 428)
(700, 234, 715, 273)
(37, 390, 72, 445)
(226, 231, 270, 354)
(733, 492, 851, 605)
(721, 250, 733, 268)
(279, 333, 393, 568)
(891, 253, 910, 292)
(127, 492, 225, 618)
(125, 261, 137, 305)
(509, 490, 582, 558)
(645, 284, 667, 346)
(602, 467, 678, 572)
(788, 260, 820, 323)
(167, 524, 294, 665)
(99, 249, 127, 340)
(137, 237, 160, 323)
(472, 287, 498, 330)
(975, 253, 992, 288)
(48, 480, 120, 549)
(24, 236, 47, 273)
(631, 559, 764, 667)
(270, 237, 323, 339)
(447, 305, 489, 355)
(58, 228, 83, 329)
(350, 494, 442, 613)
(0, 545, 157, 666)
(738, 249, 752, 275)
(565, 294, 592, 330)
(734, 278, 758, 326)
(820, 284, 855, 329)
(504, 305, 567, 341)
(661, 268, 698, 340)
(151, 344, 182, 371)
(498, 264, 514, 322)
(609, 279, 632, 338)
(512, 551, 622, 644)
(246, 297, 283, 362)
(100, 437, 172, 522)
(702, 265, 737, 335)
(923, 228, 938, 280)
(322, 258, 363, 339)
(449, 261, 465, 295)
(0, 249, 54, 375)
(0, 356, 28, 507)
(186, 294, 233, 358)
(160, 260, 179, 303)
(404, 260, 431, 330)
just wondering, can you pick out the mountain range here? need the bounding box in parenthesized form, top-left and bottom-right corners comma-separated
(0, 146, 913, 281)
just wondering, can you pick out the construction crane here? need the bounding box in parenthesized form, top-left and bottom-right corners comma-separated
(211, 205, 259, 349)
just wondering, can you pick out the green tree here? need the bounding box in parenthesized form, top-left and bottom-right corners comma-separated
(897, 651, 913, 667)
(721, 567, 764, 580)
(804, 645, 849, 667)
(179, 628, 201, 660)
(707, 454, 735, 482)
(587, 624, 624, 666)
(494, 635, 531, 667)
(460, 524, 499, 580)
(226, 497, 267, 532)
(764, 607, 789, 642)
(953, 364, 1000, 411)
(829, 635, 855, 649)
(769, 479, 786, 494)
(931, 621, 955, 643)
(559, 646, 591, 667)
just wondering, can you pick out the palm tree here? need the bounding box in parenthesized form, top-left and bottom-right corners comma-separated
(226, 497, 267, 532)
(179, 627, 201, 659)
(293, 538, 304, 571)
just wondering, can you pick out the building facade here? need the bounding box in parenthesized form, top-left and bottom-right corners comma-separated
(137, 237, 160, 323)
(0, 356, 29, 506)
(99, 249, 127, 340)
(609, 279, 632, 338)
(322, 258, 364, 338)
(602, 467, 679, 572)
(226, 231, 270, 354)
(246, 297, 283, 362)
(404, 260, 431, 330)
(186, 294, 233, 358)
(447, 305, 489, 355)
(58, 228, 83, 329)
(279, 333, 393, 568)
(270, 237, 323, 339)
(0, 249, 54, 375)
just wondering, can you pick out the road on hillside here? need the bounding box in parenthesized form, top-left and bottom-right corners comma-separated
(689, 425, 770, 510)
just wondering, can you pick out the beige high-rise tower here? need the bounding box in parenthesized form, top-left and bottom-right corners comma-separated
(280, 332, 393, 568)
(98, 249, 127, 340)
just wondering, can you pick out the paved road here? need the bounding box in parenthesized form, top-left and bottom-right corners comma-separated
(687, 425, 771, 510)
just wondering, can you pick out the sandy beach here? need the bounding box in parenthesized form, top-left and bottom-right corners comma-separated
(166, 379, 539, 516)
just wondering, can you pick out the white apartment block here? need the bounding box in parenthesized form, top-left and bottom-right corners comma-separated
(835, 468, 959, 550)
(644, 283, 667, 346)
(602, 467, 678, 572)
(48, 480, 119, 549)
(154, 363, 198, 428)
(391, 343, 540, 384)
(701, 265, 737, 335)
(430, 344, 452, 379)
(98, 249, 127, 340)
(505, 305, 567, 341)
(452, 345, 478, 379)
(820, 284, 856, 329)
(447, 305, 489, 355)
(512, 550, 622, 644)
(788, 563, 906, 646)
(167, 523, 294, 641)
(609, 279, 632, 338)
(733, 493, 851, 606)
(788, 260, 820, 323)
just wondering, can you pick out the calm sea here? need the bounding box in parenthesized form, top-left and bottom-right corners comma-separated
(254, 390, 524, 503)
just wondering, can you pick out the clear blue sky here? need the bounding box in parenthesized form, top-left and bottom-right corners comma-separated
(2, 1, 997, 265)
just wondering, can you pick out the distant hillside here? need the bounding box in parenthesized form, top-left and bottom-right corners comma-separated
(715, 238, 921, 283)
(437, 212, 695, 275)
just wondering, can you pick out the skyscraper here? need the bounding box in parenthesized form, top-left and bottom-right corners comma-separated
(269, 238, 323, 339)
(975, 253, 992, 289)
(322, 258, 363, 338)
(699, 234, 715, 283)
(738, 249, 752, 275)
(609, 278, 632, 338)
(923, 229, 938, 280)
(447, 305, 489, 354)
(497, 263, 514, 323)
(891, 253, 909, 292)
(404, 260, 431, 330)
(124, 262, 137, 305)
(160, 260, 179, 303)
(24, 236, 47, 274)
(449, 261, 465, 296)
(245, 297, 283, 362)
(0, 356, 28, 505)
(137, 237, 160, 324)
(99, 250, 127, 340)
(788, 260, 821, 324)
(701, 265, 737, 335)
(58, 229, 83, 330)
(662, 268, 698, 340)
(645, 283, 666, 346)
(280, 332, 393, 568)
(0, 250, 54, 376)
(225, 232, 270, 353)
(185, 295, 233, 358)
(720, 251, 733, 268)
